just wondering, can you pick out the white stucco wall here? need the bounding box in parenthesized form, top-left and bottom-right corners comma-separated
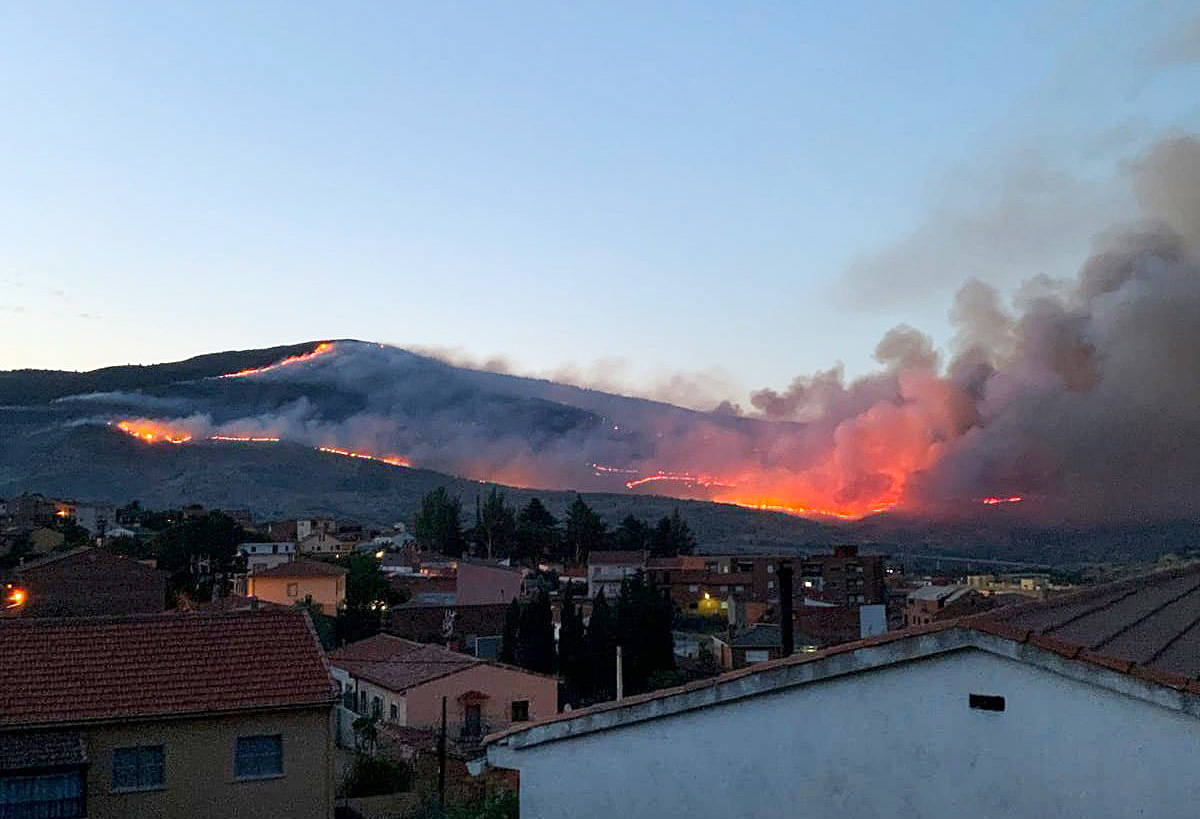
(493, 648, 1200, 819)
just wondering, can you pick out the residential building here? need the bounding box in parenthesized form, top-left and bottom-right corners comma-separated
(905, 584, 996, 626)
(329, 634, 557, 749)
(483, 563, 1200, 819)
(457, 561, 525, 606)
(245, 559, 347, 614)
(0, 610, 336, 819)
(71, 503, 116, 536)
(387, 603, 511, 655)
(587, 550, 646, 599)
(710, 623, 821, 669)
(296, 518, 337, 542)
(799, 545, 886, 606)
(6, 547, 167, 617)
(648, 554, 787, 611)
(240, 541, 297, 573)
(298, 530, 353, 556)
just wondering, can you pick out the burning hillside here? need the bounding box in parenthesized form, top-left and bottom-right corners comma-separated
(37, 136, 1200, 525)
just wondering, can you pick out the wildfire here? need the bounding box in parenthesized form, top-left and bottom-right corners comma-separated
(220, 342, 335, 379)
(591, 463, 639, 476)
(981, 496, 1023, 505)
(210, 435, 282, 443)
(317, 446, 411, 468)
(114, 421, 194, 444)
(624, 471, 736, 490)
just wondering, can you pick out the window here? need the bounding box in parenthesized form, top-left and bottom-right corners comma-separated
(113, 745, 164, 791)
(511, 700, 530, 722)
(767, 563, 775, 573)
(390, 703, 398, 721)
(358, 691, 367, 712)
(371, 696, 382, 718)
(286, 582, 299, 598)
(735, 585, 745, 592)
(235, 735, 283, 780)
(688, 584, 699, 592)
(969, 694, 1006, 712)
(0, 772, 85, 818)
(767, 580, 776, 590)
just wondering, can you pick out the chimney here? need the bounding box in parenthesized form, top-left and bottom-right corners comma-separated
(779, 562, 794, 658)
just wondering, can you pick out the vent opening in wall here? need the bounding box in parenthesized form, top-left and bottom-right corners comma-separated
(969, 694, 1006, 712)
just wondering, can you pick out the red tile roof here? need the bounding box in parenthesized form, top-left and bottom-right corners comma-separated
(0, 610, 335, 728)
(329, 634, 479, 692)
(587, 550, 647, 566)
(252, 558, 347, 578)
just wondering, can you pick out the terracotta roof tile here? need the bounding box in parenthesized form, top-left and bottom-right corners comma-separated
(0, 610, 334, 728)
(329, 634, 479, 692)
(252, 559, 347, 578)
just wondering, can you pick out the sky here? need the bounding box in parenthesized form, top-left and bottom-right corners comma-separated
(0, 1, 1196, 407)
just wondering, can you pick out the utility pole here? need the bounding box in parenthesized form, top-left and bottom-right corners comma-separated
(437, 696, 447, 808)
(615, 645, 624, 702)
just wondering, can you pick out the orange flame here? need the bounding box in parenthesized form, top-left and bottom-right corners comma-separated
(317, 446, 411, 468)
(624, 471, 736, 490)
(981, 496, 1023, 505)
(220, 342, 335, 379)
(210, 435, 282, 443)
(114, 421, 194, 444)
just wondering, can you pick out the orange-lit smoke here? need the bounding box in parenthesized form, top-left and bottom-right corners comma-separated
(220, 342, 335, 378)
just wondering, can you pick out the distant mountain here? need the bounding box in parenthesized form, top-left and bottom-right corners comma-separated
(2, 340, 1196, 565)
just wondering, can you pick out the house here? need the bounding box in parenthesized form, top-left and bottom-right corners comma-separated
(710, 623, 823, 669)
(240, 541, 297, 573)
(298, 530, 353, 556)
(387, 602, 511, 656)
(7, 547, 167, 617)
(587, 550, 646, 599)
(296, 518, 337, 542)
(0, 610, 337, 819)
(245, 559, 347, 613)
(905, 584, 996, 626)
(457, 561, 525, 606)
(329, 634, 557, 748)
(799, 545, 887, 605)
(483, 563, 1200, 819)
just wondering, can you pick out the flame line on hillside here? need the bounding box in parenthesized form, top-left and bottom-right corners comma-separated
(219, 342, 335, 379)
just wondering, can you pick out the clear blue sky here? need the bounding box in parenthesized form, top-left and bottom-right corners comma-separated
(1, 1, 1196, 404)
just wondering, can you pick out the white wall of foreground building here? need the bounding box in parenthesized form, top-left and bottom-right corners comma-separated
(488, 638, 1200, 819)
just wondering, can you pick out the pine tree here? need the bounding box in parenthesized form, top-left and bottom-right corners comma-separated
(564, 495, 606, 565)
(584, 591, 616, 702)
(649, 508, 696, 557)
(515, 497, 559, 563)
(413, 487, 466, 557)
(500, 598, 520, 665)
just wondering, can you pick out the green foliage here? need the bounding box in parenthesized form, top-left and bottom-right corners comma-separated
(614, 571, 675, 695)
(499, 598, 520, 664)
(474, 488, 516, 560)
(338, 553, 403, 645)
(414, 487, 466, 558)
(338, 754, 413, 798)
(564, 495, 606, 565)
(417, 790, 519, 819)
(649, 509, 696, 557)
(515, 498, 559, 563)
(558, 589, 587, 703)
(611, 515, 650, 551)
(57, 520, 92, 550)
(583, 591, 616, 702)
(515, 589, 556, 675)
(149, 511, 247, 600)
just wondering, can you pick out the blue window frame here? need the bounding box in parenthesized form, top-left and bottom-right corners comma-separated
(235, 735, 283, 780)
(112, 745, 164, 791)
(0, 771, 85, 818)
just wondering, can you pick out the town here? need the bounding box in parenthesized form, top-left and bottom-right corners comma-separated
(3, 488, 1194, 817)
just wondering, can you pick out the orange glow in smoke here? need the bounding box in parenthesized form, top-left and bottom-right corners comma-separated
(624, 472, 736, 490)
(220, 342, 335, 379)
(210, 435, 281, 443)
(981, 496, 1023, 505)
(114, 421, 194, 444)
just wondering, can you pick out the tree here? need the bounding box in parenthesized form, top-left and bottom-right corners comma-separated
(649, 509, 696, 557)
(611, 515, 649, 551)
(563, 495, 606, 565)
(515, 497, 559, 563)
(414, 487, 466, 558)
(612, 571, 675, 696)
(515, 589, 556, 675)
(474, 488, 516, 561)
(583, 591, 616, 702)
(338, 553, 403, 645)
(500, 598, 521, 665)
(150, 511, 247, 601)
(558, 589, 587, 704)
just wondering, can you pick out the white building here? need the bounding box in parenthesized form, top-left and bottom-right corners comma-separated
(587, 550, 646, 599)
(485, 564, 1200, 819)
(239, 541, 296, 573)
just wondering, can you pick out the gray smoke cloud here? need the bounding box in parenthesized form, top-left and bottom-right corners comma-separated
(73, 135, 1199, 525)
